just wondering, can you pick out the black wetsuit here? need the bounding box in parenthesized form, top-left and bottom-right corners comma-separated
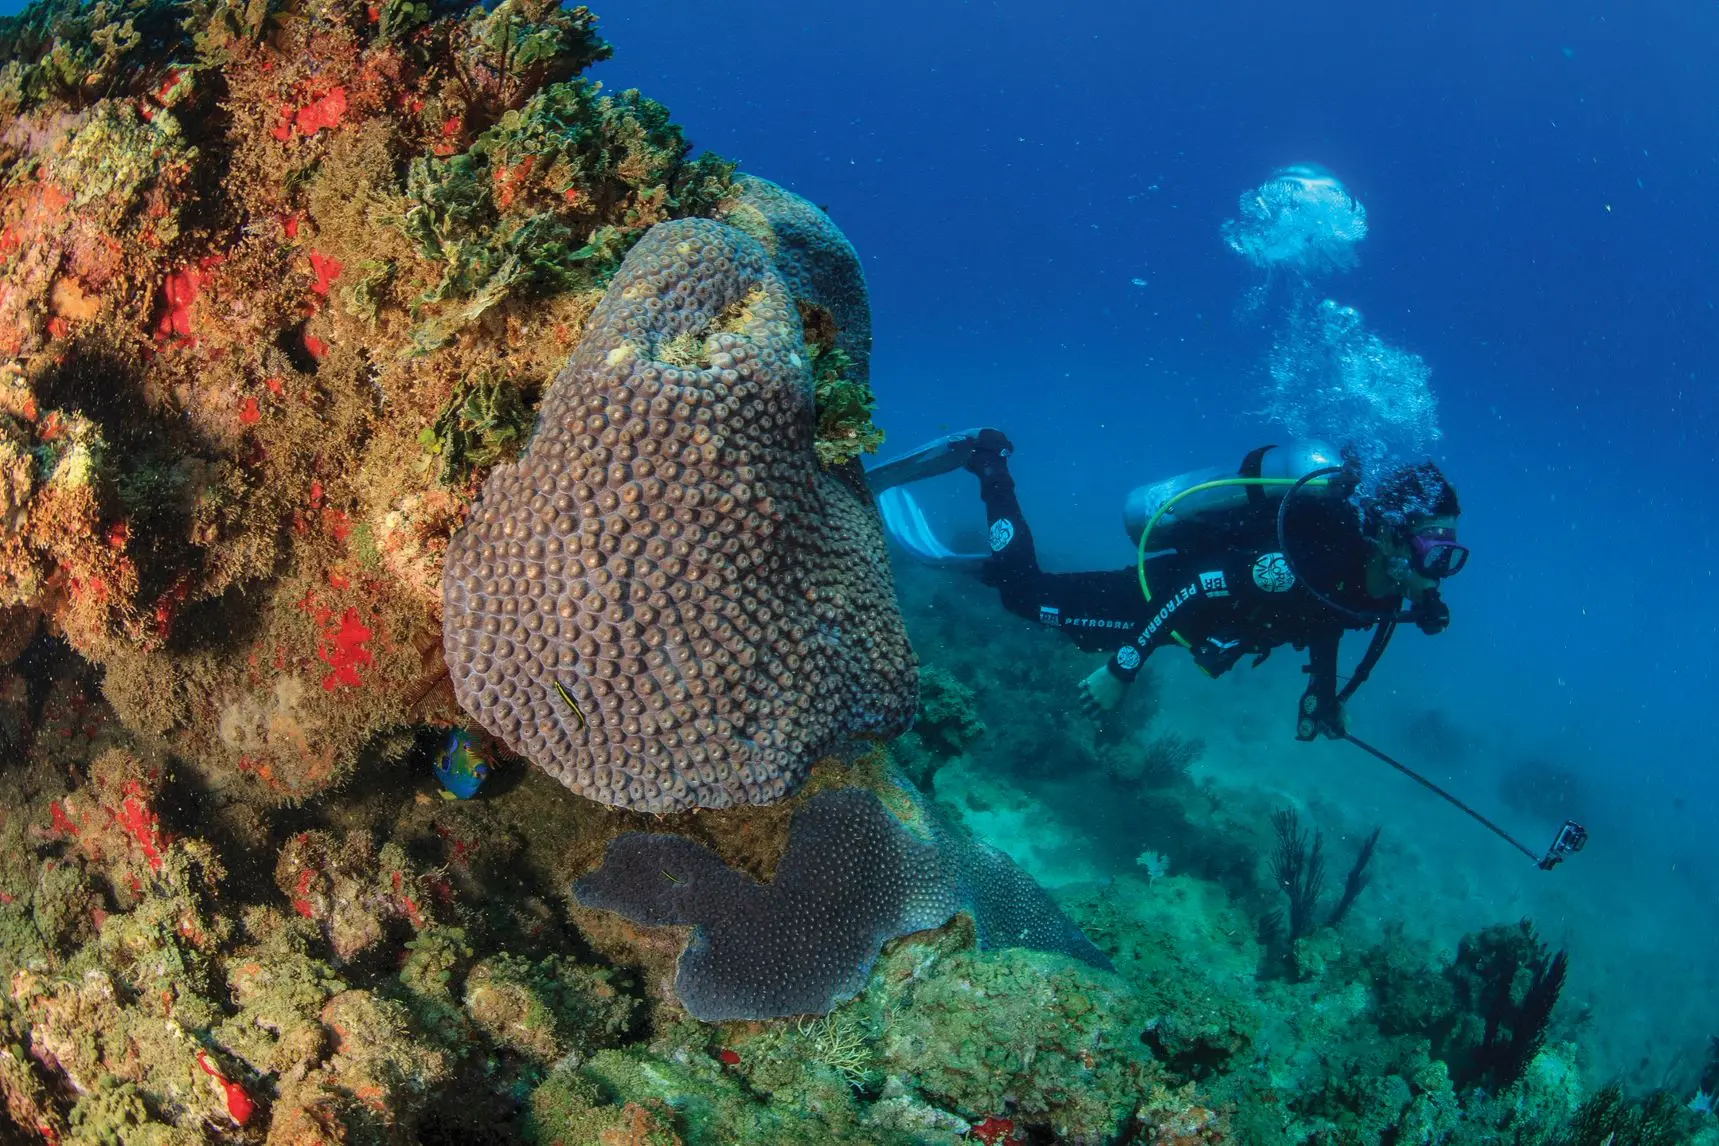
(969, 449, 1444, 729)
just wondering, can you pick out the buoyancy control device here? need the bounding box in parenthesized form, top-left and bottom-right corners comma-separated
(1122, 440, 1343, 553)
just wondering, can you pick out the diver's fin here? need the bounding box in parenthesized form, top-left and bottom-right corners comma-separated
(864, 427, 1013, 493)
(876, 487, 989, 570)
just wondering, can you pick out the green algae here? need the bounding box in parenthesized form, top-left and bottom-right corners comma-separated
(213, 913, 348, 1074)
(810, 343, 884, 467)
(0, 0, 182, 116)
(416, 369, 535, 486)
(396, 924, 474, 1045)
(914, 665, 986, 756)
(458, 0, 611, 108)
(578, 1037, 878, 1146)
(872, 945, 1150, 1139)
(386, 77, 733, 351)
(41, 100, 193, 229)
(892, 665, 986, 790)
(519, 924, 1152, 1146)
(525, 1065, 683, 1146)
(29, 859, 97, 955)
(66, 1077, 202, 1146)
(182, 0, 275, 59)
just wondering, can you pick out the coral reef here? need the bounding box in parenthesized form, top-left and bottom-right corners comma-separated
(443, 214, 916, 812)
(0, 669, 649, 1144)
(0, 0, 734, 806)
(0, 2, 1693, 1143)
(516, 920, 1178, 1146)
(892, 663, 986, 789)
(573, 770, 1107, 1020)
(0, 495, 1694, 1146)
(273, 827, 442, 964)
(1442, 919, 1571, 1092)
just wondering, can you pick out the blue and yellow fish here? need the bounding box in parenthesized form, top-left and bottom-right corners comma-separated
(433, 728, 490, 800)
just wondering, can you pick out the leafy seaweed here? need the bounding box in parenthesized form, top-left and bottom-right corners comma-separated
(809, 344, 883, 467)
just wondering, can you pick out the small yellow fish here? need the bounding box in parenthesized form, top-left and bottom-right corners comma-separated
(661, 870, 682, 884)
(552, 679, 588, 731)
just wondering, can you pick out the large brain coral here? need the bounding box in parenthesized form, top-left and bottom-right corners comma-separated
(444, 216, 916, 812)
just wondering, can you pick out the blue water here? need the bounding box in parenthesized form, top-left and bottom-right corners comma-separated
(593, 0, 1719, 1083)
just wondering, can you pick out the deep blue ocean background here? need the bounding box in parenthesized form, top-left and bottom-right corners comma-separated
(589, 0, 1718, 1086)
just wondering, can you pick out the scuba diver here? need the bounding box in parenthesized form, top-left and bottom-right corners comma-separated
(868, 430, 1467, 741)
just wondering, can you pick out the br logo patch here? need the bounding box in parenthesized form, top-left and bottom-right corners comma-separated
(1252, 552, 1296, 593)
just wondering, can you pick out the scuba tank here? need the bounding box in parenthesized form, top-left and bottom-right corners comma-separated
(1123, 440, 1343, 551)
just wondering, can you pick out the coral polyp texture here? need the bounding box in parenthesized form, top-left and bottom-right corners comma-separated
(443, 216, 916, 812)
(718, 172, 874, 384)
(573, 771, 1109, 1020)
(720, 173, 887, 467)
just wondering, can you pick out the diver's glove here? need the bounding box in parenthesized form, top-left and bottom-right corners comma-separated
(1295, 687, 1348, 742)
(961, 428, 1016, 479)
(1189, 636, 1246, 678)
(1413, 591, 1450, 635)
(1078, 663, 1127, 718)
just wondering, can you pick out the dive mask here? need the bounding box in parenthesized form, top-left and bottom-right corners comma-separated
(1406, 526, 1469, 578)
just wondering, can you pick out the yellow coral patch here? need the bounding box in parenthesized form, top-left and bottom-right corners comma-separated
(217, 675, 316, 756)
(49, 277, 99, 322)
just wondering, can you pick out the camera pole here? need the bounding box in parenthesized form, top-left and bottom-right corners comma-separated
(1341, 733, 1587, 871)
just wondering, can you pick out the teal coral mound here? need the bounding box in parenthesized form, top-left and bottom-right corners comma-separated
(574, 776, 1110, 1020)
(443, 216, 917, 813)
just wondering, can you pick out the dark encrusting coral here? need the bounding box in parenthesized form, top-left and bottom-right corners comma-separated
(574, 771, 1107, 1020)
